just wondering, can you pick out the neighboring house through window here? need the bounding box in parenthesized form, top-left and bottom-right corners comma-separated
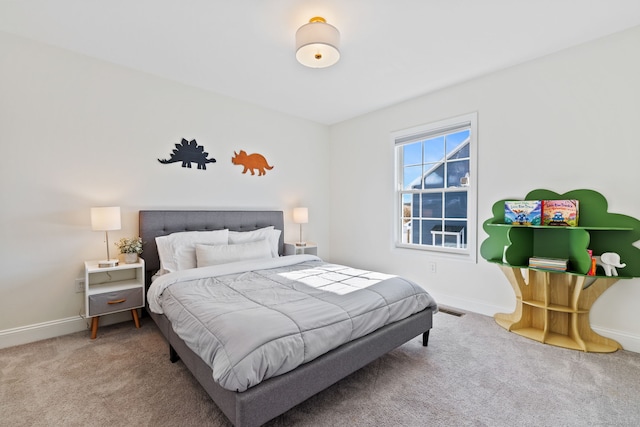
(393, 112, 477, 262)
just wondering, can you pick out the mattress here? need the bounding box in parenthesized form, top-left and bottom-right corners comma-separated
(148, 255, 436, 392)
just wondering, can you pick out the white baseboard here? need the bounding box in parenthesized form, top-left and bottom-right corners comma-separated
(0, 316, 87, 349)
(435, 293, 640, 354)
(0, 311, 137, 349)
(433, 293, 508, 318)
(591, 325, 640, 353)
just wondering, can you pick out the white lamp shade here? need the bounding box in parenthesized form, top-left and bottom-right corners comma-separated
(91, 207, 121, 231)
(293, 207, 309, 224)
(295, 18, 340, 68)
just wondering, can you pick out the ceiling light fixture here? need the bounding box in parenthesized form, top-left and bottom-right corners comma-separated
(295, 17, 340, 68)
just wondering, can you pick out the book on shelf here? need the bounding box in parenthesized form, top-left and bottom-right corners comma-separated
(542, 199, 579, 227)
(504, 200, 542, 226)
(587, 249, 596, 275)
(528, 256, 569, 271)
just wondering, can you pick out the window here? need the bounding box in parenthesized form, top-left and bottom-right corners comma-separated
(394, 113, 477, 261)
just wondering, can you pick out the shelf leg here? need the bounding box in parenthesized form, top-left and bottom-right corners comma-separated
(570, 313, 587, 351)
(131, 309, 140, 329)
(569, 276, 587, 351)
(576, 277, 623, 352)
(90, 317, 99, 340)
(494, 266, 529, 330)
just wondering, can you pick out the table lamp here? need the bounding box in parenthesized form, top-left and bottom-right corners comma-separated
(293, 207, 308, 247)
(91, 206, 121, 267)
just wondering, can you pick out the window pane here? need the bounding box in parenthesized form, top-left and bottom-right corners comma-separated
(446, 130, 470, 157)
(421, 193, 442, 219)
(449, 143, 469, 160)
(445, 192, 467, 218)
(402, 142, 422, 166)
(411, 219, 420, 244)
(423, 164, 444, 189)
(402, 194, 412, 211)
(403, 165, 422, 190)
(402, 219, 420, 245)
(446, 159, 470, 188)
(423, 136, 444, 163)
(421, 219, 440, 246)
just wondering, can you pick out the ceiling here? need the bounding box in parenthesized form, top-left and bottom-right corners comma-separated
(1, 1, 640, 125)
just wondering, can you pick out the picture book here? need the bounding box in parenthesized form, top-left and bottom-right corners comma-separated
(504, 200, 542, 226)
(529, 256, 568, 271)
(542, 199, 579, 226)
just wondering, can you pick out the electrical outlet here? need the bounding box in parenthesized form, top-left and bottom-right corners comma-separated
(75, 278, 85, 293)
(427, 262, 436, 273)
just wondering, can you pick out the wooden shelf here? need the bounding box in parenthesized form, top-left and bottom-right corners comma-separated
(511, 327, 545, 342)
(492, 262, 623, 353)
(521, 299, 588, 313)
(485, 223, 633, 231)
(481, 189, 640, 352)
(544, 332, 585, 351)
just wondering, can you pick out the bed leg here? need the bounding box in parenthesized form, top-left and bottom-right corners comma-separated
(422, 330, 430, 347)
(169, 345, 180, 363)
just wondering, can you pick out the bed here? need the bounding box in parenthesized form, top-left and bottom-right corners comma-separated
(139, 210, 436, 426)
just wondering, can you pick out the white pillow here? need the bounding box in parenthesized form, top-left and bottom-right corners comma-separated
(196, 239, 272, 267)
(155, 235, 174, 274)
(156, 229, 229, 272)
(228, 226, 281, 257)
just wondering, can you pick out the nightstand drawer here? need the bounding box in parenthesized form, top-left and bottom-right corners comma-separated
(88, 288, 143, 317)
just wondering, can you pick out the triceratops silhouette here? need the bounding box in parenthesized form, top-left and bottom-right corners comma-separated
(231, 150, 274, 176)
(158, 139, 216, 170)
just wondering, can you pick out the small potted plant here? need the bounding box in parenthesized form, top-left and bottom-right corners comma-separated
(115, 237, 143, 264)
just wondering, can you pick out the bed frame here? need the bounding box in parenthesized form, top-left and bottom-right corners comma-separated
(139, 210, 434, 427)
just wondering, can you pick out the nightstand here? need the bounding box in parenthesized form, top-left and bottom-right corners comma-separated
(284, 242, 318, 256)
(84, 259, 145, 339)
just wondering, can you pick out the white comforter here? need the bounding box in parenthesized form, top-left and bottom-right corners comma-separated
(148, 255, 436, 392)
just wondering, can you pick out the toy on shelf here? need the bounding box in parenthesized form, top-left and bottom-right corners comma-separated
(594, 252, 626, 277)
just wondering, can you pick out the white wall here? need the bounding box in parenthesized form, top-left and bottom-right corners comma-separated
(0, 31, 330, 345)
(329, 26, 640, 351)
(3, 25, 640, 352)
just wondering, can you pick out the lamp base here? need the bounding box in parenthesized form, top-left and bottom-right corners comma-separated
(98, 259, 119, 268)
(295, 242, 307, 247)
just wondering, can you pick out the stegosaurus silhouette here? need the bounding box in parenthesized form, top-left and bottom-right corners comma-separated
(158, 138, 216, 170)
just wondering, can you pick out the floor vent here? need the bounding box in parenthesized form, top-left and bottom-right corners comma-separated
(438, 307, 465, 317)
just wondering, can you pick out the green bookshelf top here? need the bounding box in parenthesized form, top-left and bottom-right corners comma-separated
(480, 189, 640, 278)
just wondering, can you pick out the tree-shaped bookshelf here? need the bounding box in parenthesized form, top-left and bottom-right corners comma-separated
(481, 189, 640, 352)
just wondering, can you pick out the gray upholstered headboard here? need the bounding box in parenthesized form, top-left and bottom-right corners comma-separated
(139, 210, 284, 286)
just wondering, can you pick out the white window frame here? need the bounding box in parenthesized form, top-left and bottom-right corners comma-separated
(393, 112, 478, 262)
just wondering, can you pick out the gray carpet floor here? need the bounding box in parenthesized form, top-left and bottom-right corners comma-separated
(2, 311, 640, 426)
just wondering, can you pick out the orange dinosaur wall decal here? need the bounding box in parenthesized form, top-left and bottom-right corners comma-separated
(231, 150, 274, 176)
